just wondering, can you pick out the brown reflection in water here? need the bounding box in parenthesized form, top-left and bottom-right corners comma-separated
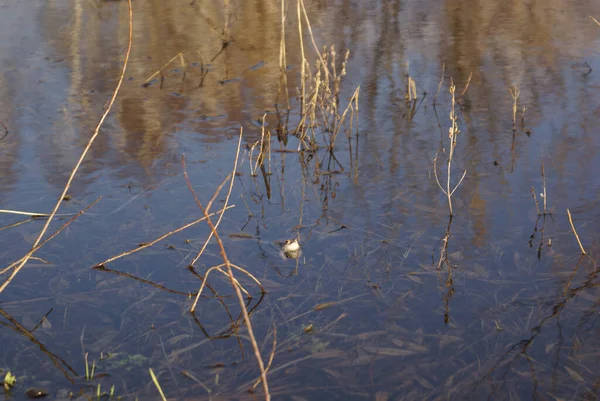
(0, 0, 598, 192)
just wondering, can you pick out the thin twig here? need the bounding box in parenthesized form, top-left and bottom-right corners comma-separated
(0, 209, 76, 217)
(91, 206, 234, 268)
(142, 52, 184, 87)
(252, 323, 277, 390)
(433, 151, 448, 195)
(189, 129, 242, 268)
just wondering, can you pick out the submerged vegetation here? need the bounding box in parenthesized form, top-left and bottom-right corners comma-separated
(0, 1, 599, 400)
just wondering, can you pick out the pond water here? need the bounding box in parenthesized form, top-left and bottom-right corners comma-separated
(1, 0, 600, 400)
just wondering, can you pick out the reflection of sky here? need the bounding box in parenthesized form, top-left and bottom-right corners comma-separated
(0, 2, 72, 206)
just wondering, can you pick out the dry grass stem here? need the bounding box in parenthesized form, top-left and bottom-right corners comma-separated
(566, 209, 586, 255)
(531, 187, 540, 215)
(541, 162, 547, 212)
(181, 140, 270, 399)
(0, 209, 77, 217)
(509, 86, 520, 131)
(298, 0, 331, 80)
(296, 42, 355, 154)
(297, 0, 306, 118)
(0, 0, 133, 296)
(433, 79, 467, 216)
(460, 72, 472, 96)
(278, 0, 290, 109)
(252, 324, 277, 391)
(149, 368, 168, 401)
(91, 205, 233, 268)
(189, 129, 243, 267)
(531, 161, 550, 215)
(251, 117, 271, 176)
(0, 219, 31, 232)
(190, 262, 264, 312)
(405, 63, 417, 102)
(591, 15, 600, 26)
(142, 52, 186, 87)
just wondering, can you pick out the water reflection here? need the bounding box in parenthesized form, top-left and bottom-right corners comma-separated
(1, 0, 600, 399)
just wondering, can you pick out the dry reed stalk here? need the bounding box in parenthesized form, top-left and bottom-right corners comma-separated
(190, 264, 247, 308)
(181, 146, 270, 399)
(222, 0, 231, 40)
(405, 63, 417, 102)
(249, 141, 259, 176)
(91, 205, 233, 268)
(509, 86, 520, 131)
(0, 198, 101, 276)
(566, 209, 586, 255)
(252, 116, 268, 175)
(190, 262, 264, 312)
(297, 44, 356, 155)
(297, 0, 306, 118)
(531, 187, 540, 215)
(188, 129, 242, 267)
(296, 0, 342, 150)
(298, 0, 331, 80)
(267, 128, 272, 174)
(330, 86, 360, 148)
(460, 72, 472, 96)
(0, 219, 31, 232)
(433, 79, 467, 216)
(531, 161, 549, 215)
(279, 0, 290, 110)
(540, 161, 547, 213)
(0, 0, 133, 296)
(251, 324, 277, 391)
(0, 209, 77, 217)
(142, 52, 185, 87)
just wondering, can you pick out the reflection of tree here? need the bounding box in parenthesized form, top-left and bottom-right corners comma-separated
(433, 216, 456, 326)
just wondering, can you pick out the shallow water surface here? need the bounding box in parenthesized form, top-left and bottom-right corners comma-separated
(1, 0, 600, 400)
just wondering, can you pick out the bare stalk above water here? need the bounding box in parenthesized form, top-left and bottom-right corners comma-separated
(188, 129, 242, 269)
(142, 52, 186, 87)
(531, 161, 551, 216)
(279, 0, 290, 110)
(297, 0, 306, 119)
(434, 79, 467, 216)
(405, 62, 417, 102)
(509, 86, 520, 132)
(0, 0, 133, 297)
